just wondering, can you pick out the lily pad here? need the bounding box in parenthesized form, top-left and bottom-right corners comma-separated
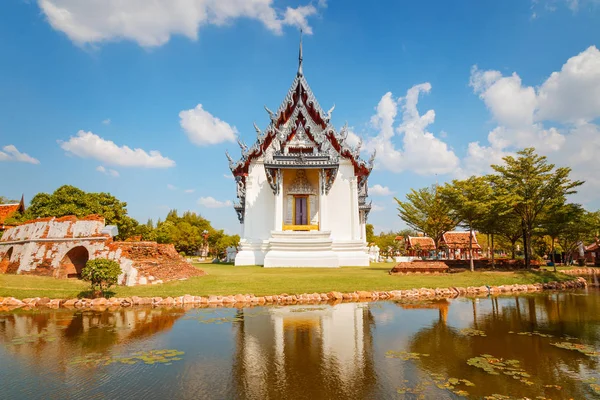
(550, 342, 600, 357)
(467, 354, 533, 385)
(69, 349, 186, 367)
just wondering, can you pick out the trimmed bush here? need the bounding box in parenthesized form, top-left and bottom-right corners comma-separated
(81, 259, 122, 296)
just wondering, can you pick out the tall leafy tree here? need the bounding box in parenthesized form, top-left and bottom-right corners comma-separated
(556, 208, 595, 266)
(441, 176, 493, 271)
(22, 185, 138, 240)
(395, 185, 459, 250)
(540, 203, 584, 270)
(491, 148, 583, 268)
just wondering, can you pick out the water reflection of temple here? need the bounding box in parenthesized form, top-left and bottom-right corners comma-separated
(233, 303, 377, 399)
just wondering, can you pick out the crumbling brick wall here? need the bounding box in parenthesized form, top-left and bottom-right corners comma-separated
(0, 216, 204, 286)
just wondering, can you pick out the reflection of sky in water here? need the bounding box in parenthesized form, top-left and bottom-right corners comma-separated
(0, 290, 599, 399)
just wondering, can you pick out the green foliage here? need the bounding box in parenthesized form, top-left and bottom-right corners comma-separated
(0, 196, 19, 204)
(491, 148, 584, 267)
(365, 223, 375, 244)
(22, 185, 138, 240)
(81, 258, 122, 295)
(147, 210, 239, 257)
(395, 185, 459, 248)
(441, 176, 494, 270)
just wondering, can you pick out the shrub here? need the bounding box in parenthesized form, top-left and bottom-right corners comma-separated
(81, 259, 122, 296)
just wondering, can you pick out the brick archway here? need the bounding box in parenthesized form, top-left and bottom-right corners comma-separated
(58, 246, 89, 279)
(0, 247, 14, 273)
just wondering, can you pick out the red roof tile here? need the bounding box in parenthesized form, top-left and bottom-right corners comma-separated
(442, 231, 481, 250)
(406, 236, 436, 250)
(0, 204, 21, 225)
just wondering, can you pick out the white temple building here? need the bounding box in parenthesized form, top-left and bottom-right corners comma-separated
(227, 39, 375, 267)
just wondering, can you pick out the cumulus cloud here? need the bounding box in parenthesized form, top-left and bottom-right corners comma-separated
(38, 0, 319, 47)
(537, 46, 600, 123)
(0, 145, 40, 164)
(180, 104, 238, 146)
(198, 196, 232, 208)
(369, 184, 393, 196)
(96, 165, 119, 177)
(59, 130, 175, 168)
(371, 203, 384, 212)
(464, 46, 600, 204)
(364, 85, 459, 175)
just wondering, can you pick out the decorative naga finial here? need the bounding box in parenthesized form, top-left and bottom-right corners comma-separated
(253, 122, 262, 136)
(368, 149, 376, 169)
(326, 104, 335, 122)
(225, 150, 234, 168)
(297, 29, 303, 77)
(264, 105, 276, 122)
(237, 138, 248, 154)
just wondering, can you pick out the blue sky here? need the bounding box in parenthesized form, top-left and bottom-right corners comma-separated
(1, 0, 599, 235)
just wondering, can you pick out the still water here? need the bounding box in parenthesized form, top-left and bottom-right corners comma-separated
(1, 290, 600, 400)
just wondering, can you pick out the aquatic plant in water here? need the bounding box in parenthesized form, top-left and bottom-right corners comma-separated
(385, 350, 429, 361)
(69, 349, 185, 367)
(459, 328, 487, 337)
(508, 331, 554, 338)
(8, 329, 57, 345)
(466, 354, 534, 385)
(549, 342, 600, 357)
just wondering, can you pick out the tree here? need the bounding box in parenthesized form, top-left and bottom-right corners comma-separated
(366, 223, 375, 244)
(22, 185, 138, 240)
(395, 185, 459, 250)
(491, 148, 584, 268)
(0, 196, 19, 204)
(496, 214, 524, 260)
(81, 258, 122, 297)
(441, 176, 493, 271)
(556, 208, 594, 266)
(540, 203, 583, 270)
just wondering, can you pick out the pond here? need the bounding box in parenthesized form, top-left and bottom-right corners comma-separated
(1, 289, 600, 399)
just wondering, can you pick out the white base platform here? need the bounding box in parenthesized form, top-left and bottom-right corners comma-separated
(235, 231, 369, 267)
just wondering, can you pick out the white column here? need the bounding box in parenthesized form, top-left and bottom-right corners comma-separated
(319, 170, 328, 232)
(274, 170, 283, 231)
(350, 177, 360, 240)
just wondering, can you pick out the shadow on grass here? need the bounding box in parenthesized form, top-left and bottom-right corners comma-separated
(77, 289, 116, 299)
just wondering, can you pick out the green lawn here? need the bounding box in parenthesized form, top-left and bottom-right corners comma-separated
(0, 263, 575, 300)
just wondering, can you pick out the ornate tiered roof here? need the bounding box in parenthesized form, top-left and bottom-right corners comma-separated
(227, 38, 375, 224)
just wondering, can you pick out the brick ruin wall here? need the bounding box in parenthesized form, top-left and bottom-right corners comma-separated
(0, 216, 204, 286)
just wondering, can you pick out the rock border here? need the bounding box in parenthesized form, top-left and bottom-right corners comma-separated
(0, 278, 587, 311)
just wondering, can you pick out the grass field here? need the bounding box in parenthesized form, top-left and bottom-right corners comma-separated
(0, 263, 576, 299)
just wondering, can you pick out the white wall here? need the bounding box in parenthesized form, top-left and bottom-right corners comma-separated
(327, 161, 356, 241)
(243, 159, 275, 241)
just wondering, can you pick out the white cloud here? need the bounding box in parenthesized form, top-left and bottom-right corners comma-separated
(223, 173, 234, 180)
(179, 104, 237, 146)
(184, 189, 195, 193)
(102, 118, 111, 125)
(167, 184, 177, 190)
(0, 145, 40, 164)
(371, 203, 384, 212)
(345, 129, 362, 148)
(96, 165, 119, 177)
(59, 130, 175, 168)
(537, 46, 600, 123)
(465, 46, 600, 205)
(198, 196, 232, 208)
(364, 85, 459, 175)
(38, 0, 319, 47)
(369, 184, 393, 196)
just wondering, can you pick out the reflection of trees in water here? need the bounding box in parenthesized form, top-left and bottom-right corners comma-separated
(407, 294, 599, 399)
(0, 307, 186, 374)
(232, 304, 378, 400)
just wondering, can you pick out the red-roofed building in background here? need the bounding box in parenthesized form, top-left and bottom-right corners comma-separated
(405, 236, 436, 257)
(441, 231, 482, 260)
(0, 195, 25, 231)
